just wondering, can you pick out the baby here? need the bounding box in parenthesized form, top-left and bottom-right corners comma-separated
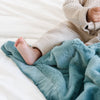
(15, 0, 100, 65)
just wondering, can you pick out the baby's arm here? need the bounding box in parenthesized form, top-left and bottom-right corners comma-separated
(63, 0, 96, 33)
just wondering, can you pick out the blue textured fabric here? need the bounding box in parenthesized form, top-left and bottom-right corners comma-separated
(1, 38, 100, 100)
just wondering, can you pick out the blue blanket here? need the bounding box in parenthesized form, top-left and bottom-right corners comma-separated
(1, 39, 100, 100)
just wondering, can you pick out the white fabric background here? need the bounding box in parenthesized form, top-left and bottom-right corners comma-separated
(0, 0, 66, 100)
(0, 0, 66, 39)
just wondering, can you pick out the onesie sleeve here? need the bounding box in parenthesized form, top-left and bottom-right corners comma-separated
(63, 0, 95, 34)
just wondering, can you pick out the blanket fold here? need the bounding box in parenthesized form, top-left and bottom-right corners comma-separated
(1, 39, 100, 100)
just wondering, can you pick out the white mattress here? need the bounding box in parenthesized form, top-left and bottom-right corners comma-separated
(0, 0, 66, 100)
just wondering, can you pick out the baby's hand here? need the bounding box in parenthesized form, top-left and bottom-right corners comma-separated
(87, 7, 100, 22)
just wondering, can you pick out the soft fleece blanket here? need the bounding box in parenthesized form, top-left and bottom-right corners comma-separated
(1, 39, 100, 100)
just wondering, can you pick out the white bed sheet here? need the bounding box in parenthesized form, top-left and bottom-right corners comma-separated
(0, 0, 66, 39)
(0, 0, 66, 100)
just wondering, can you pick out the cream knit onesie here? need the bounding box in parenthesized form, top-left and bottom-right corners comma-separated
(33, 0, 100, 55)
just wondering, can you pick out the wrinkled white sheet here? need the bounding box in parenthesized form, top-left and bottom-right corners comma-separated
(0, 0, 66, 100)
(0, 0, 65, 39)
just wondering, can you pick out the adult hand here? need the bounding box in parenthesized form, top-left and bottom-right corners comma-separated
(87, 7, 100, 22)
